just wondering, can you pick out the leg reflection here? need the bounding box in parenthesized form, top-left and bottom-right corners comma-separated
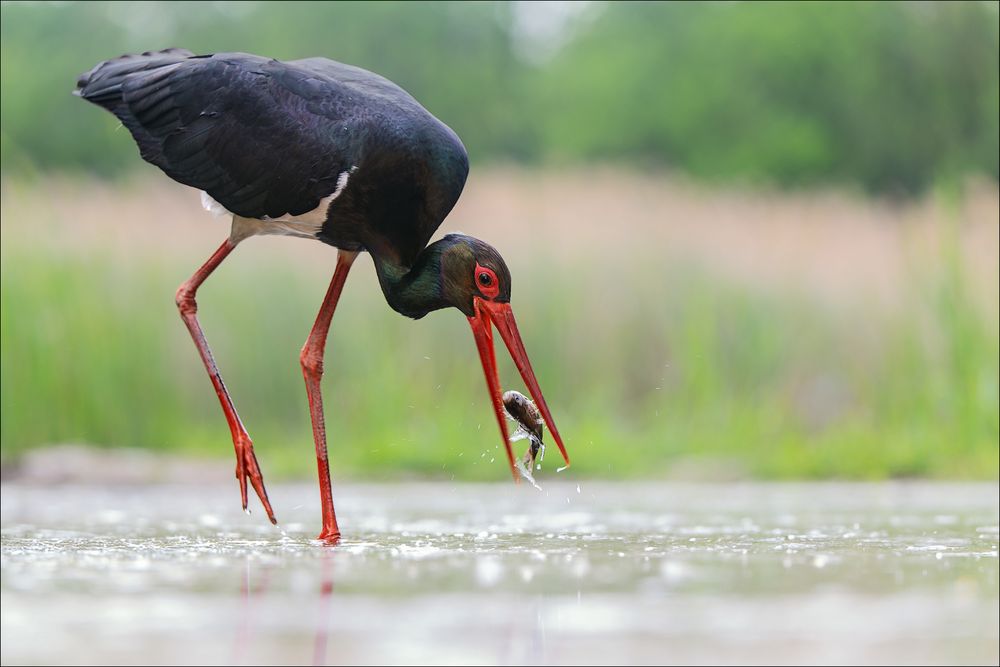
(312, 549, 336, 666)
(234, 557, 272, 665)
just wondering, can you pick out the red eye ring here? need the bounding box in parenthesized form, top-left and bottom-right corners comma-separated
(474, 263, 500, 299)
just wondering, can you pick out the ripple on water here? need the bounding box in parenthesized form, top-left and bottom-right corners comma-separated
(1, 481, 998, 664)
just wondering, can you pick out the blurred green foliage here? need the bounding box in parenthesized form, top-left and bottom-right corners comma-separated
(0, 1, 997, 481)
(1, 1, 997, 194)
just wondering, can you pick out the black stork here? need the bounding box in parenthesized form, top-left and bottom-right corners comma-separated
(75, 49, 569, 542)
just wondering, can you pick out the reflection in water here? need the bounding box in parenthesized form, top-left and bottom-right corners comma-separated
(234, 557, 272, 665)
(1, 482, 997, 665)
(496, 594, 548, 663)
(313, 551, 335, 667)
(234, 549, 336, 666)
(527, 596, 547, 665)
(234, 559, 249, 665)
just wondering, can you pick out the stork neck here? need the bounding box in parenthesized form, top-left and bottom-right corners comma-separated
(372, 248, 448, 320)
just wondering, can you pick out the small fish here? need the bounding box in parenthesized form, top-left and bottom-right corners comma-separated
(502, 390, 545, 484)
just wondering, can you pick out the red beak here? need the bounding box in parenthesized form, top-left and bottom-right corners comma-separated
(468, 297, 570, 481)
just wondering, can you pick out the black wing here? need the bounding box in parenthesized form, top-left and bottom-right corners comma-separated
(76, 51, 359, 219)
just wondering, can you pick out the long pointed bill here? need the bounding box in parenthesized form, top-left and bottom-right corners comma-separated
(468, 298, 570, 482)
(468, 306, 517, 480)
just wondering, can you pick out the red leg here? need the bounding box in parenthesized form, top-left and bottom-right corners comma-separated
(175, 239, 276, 524)
(301, 250, 358, 542)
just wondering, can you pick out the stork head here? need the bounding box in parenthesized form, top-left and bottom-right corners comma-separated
(441, 234, 569, 479)
(377, 233, 570, 479)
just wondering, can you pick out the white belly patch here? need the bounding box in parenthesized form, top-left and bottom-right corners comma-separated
(201, 167, 358, 245)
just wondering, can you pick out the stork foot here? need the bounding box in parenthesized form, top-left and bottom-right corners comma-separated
(316, 528, 341, 545)
(234, 435, 277, 525)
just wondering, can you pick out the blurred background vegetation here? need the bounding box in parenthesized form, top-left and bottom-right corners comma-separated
(1, 1, 998, 481)
(3, 1, 999, 193)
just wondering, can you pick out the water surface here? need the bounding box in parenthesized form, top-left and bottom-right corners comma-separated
(2, 481, 998, 665)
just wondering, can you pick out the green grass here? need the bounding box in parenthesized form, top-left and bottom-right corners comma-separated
(2, 243, 996, 481)
(1, 177, 997, 480)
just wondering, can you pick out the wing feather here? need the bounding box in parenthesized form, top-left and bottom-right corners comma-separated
(79, 53, 356, 219)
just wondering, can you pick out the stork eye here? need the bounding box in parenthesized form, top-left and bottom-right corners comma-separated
(474, 263, 500, 298)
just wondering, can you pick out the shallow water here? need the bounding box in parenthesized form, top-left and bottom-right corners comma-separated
(2, 481, 998, 665)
